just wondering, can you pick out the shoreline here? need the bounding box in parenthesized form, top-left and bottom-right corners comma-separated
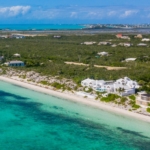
(0, 76, 150, 123)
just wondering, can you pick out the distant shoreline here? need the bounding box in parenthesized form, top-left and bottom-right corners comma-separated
(0, 76, 150, 123)
(1, 28, 150, 35)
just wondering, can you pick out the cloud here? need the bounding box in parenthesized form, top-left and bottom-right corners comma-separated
(120, 10, 138, 18)
(107, 11, 117, 17)
(1, 5, 150, 23)
(30, 6, 140, 20)
(0, 6, 31, 17)
(70, 12, 77, 18)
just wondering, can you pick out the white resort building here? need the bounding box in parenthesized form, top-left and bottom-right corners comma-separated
(81, 77, 139, 96)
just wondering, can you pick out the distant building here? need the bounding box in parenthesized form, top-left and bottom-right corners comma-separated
(0, 35, 7, 39)
(111, 44, 117, 47)
(97, 51, 108, 56)
(0, 56, 4, 61)
(12, 34, 25, 39)
(118, 43, 132, 47)
(82, 41, 96, 45)
(116, 34, 122, 38)
(13, 53, 21, 57)
(5, 61, 24, 67)
(53, 35, 61, 38)
(137, 43, 147, 46)
(125, 58, 136, 62)
(116, 34, 130, 40)
(141, 38, 150, 42)
(98, 42, 111, 45)
(134, 34, 143, 38)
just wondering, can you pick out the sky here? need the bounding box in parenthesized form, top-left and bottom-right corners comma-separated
(0, 0, 150, 24)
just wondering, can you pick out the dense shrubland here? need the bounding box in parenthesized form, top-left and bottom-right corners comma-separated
(1, 33, 150, 91)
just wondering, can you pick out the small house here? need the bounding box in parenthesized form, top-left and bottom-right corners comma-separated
(98, 42, 111, 45)
(83, 41, 96, 45)
(134, 34, 143, 38)
(5, 61, 25, 67)
(97, 51, 108, 56)
(13, 53, 21, 57)
(137, 43, 147, 46)
(125, 58, 136, 62)
(116, 34, 122, 38)
(0, 56, 4, 61)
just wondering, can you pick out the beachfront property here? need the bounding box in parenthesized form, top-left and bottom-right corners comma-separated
(81, 77, 139, 96)
(4, 61, 25, 67)
(136, 91, 150, 107)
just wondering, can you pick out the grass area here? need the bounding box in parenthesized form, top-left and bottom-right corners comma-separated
(101, 94, 120, 102)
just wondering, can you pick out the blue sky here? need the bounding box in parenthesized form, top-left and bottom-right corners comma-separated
(0, 0, 150, 24)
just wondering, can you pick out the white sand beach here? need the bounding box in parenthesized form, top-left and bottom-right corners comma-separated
(0, 76, 150, 123)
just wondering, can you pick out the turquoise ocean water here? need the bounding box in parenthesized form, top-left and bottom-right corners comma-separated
(0, 80, 150, 150)
(0, 24, 85, 30)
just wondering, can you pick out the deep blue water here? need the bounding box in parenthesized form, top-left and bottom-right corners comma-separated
(0, 24, 85, 31)
(0, 80, 150, 150)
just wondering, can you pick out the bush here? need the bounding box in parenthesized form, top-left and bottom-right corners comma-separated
(129, 95, 136, 100)
(120, 97, 127, 104)
(51, 82, 65, 89)
(132, 104, 140, 109)
(101, 94, 120, 102)
(129, 99, 140, 109)
(147, 107, 150, 113)
(40, 80, 49, 85)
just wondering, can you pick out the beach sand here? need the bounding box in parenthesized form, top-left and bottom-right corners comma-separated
(0, 76, 150, 123)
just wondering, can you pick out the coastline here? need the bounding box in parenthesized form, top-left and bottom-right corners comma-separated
(0, 76, 150, 123)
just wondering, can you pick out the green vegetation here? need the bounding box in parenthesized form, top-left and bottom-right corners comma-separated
(129, 99, 140, 109)
(129, 95, 136, 101)
(0, 33, 150, 92)
(51, 82, 65, 90)
(119, 97, 128, 105)
(147, 107, 150, 113)
(101, 94, 120, 102)
(40, 80, 49, 85)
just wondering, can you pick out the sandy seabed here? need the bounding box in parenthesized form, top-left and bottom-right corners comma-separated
(0, 76, 150, 123)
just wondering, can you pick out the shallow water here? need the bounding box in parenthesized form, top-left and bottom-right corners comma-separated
(0, 80, 150, 150)
(0, 24, 84, 30)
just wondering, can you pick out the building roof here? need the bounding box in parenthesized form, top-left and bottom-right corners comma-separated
(97, 51, 108, 55)
(141, 94, 150, 97)
(125, 58, 136, 62)
(13, 53, 20, 56)
(9, 61, 24, 64)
